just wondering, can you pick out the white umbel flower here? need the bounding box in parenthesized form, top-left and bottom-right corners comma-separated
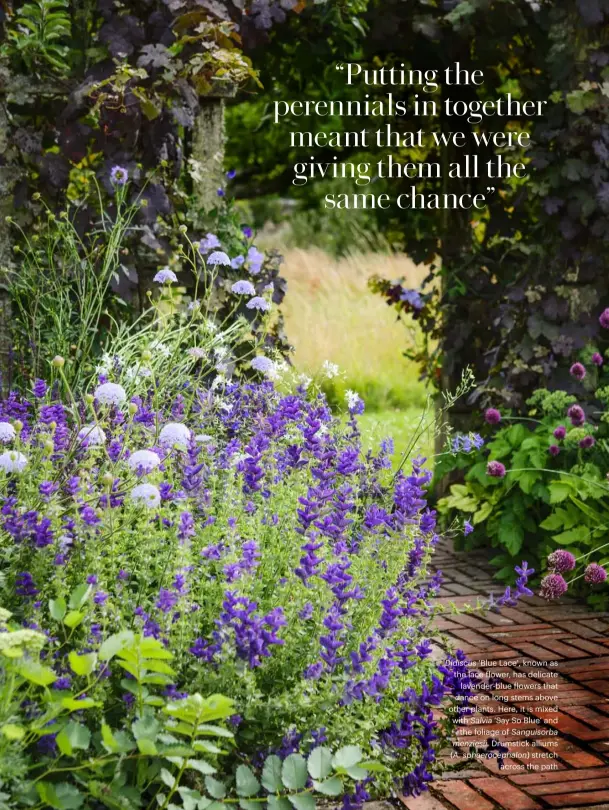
(322, 361, 340, 379)
(130, 483, 161, 508)
(159, 422, 191, 449)
(0, 422, 16, 443)
(78, 424, 107, 446)
(0, 451, 28, 473)
(94, 382, 127, 406)
(127, 449, 161, 473)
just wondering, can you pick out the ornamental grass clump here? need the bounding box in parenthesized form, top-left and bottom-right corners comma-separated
(0, 363, 475, 807)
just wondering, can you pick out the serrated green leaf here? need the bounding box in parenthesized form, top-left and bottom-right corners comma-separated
(137, 737, 158, 755)
(312, 776, 343, 796)
(36, 782, 84, 809)
(262, 754, 283, 792)
(236, 764, 260, 797)
(98, 630, 134, 661)
(307, 747, 333, 780)
(332, 746, 362, 770)
(132, 713, 161, 741)
(204, 776, 227, 799)
(160, 769, 176, 789)
(345, 765, 368, 780)
(186, 759, 216, 775)
(288, 794, 315, 810)
(282, 754, 308, 790)
(177, 788, 204, 810)
(549, 481, 572, 504)
(56, 722, 90, 756)
(268, 799, 291, 810)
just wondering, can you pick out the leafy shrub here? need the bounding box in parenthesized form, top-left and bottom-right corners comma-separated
(436, 363, 609, 609)
(0, 612, 373, 810)
(0, 312, 482, 806)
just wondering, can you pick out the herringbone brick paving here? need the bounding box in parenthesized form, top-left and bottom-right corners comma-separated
(401, 539, 609, 810)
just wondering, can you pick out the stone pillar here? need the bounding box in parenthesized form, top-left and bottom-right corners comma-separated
(191, 79, 237, 213)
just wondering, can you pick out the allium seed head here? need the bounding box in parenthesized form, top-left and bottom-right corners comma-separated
(584, 563, 608, 584)
(539, 573, 568, 600)
(547, 550, 576, 573)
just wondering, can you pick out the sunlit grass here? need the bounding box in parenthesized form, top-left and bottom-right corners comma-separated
(278, 247, 429, 412)
(357, 407, 435, 467)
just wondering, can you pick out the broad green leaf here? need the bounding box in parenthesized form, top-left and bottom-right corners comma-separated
(56, 722, 90, 756)
(68, 651, 97, 677)
(68, 583, 91, 610)
(60, 697, 99, 711)
(498, 519, 524, 556)
(359, 760, 387, 773)
(204, 776, 227, 799)
(288, 794, 315, 810)
(36, 782, 84, 810)
(553, 527, 588, 545)
(307, 747, 333, 780)
(236, 764, 261, 797)
(98, 630, 134, 661)
(63, 610, 84, 629)
(473, 501, 493, 524)
(1, 723, 25, 740)
(101, 722, 134, 754)
(49, 597, 67, 621)
(18, 659, 56, 686)
(549, 481, 572, 504)
(312, 776, 343, 796)
(239, 801, 260, 810)
(261, 754, 283, 792)
(139, 637, 174, 660)
(137, 737, 158, 755)
(332, 746, 362, 770)
(539, 512, 566, 531)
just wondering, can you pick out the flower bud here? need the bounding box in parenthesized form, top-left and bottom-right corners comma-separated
(52, 355, 65, 368)
(179, 224, 188, 234)
(128, 402, 138, 415)
(44, 440, 54, 454)
(32, 192, 41, 201)
(101, 472, 114, 488)
(85, 394, 94, 404)
(142, 349, 152, 362)
(48, 421, 57, 433)
(13, 420, 23, 433)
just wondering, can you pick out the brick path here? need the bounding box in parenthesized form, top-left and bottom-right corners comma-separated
(401, 539, 609, 810)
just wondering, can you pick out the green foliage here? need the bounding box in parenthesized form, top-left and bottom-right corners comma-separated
(3, 0, 71, 74)
(436, 383, 609, 608)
